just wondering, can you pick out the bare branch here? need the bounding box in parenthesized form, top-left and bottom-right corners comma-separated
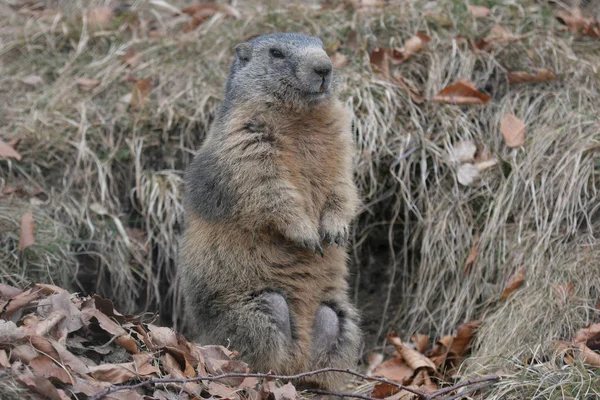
(89, 367, 500, 400)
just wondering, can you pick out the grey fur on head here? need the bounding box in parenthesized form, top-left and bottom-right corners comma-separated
(222, 32, 334, 114)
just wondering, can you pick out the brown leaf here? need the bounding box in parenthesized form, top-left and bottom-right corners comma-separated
(18, 212, 35, 250)
(365, 352, 384, 375)
(344, 30, 360, 51)
(1, 287, 41, 319)
(75, 77, 100, 91)
(432, 79, 490, 105)
(89, 353, 158, 384)
(389, 32, 431, 65)
(29, 355, 72, 384)
(182, 3, 218, 32)
(428, 335, 453, 368)
(369, 48, 389, 80)
(87, 7, 113, 30)
(130, 79, 153, 107)
(0, 284, 23, 300)
(331, 52, 349, 69)
(555, 10, 600, 37)
(553, 282, 575, 303)
(468, 5, 490, 18)
(13, 362, 62, 400)
(162, 353, 201, 396)
(410, 334, 430, 354)
(11, 344, 38, 363)
(36, 291, 83, 341)
(371, 382, 400, 399)
(507, 69, 557, 84)
(388, 333, 436, 371)
(21, 75, 43, 86)
(450, 320, 481, 357)
(464, 235, 480, 274)
(49, 338, 90, 375)
(500, 114, 526, 148)
(500, 266, 525, 301)
(0, 139, 22, 160)
(208, 382, 240, 399)
(573, 323, 600, 345)
(484, 25, 524, 43)
(577, 343, 600, 367)
(372, 357, 413, 383)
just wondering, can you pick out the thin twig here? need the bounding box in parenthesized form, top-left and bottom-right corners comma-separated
(306, 388, 377, 400)
(89, 367, 500, 400)
(437, 381, 499, 400)
(430, 375, 500, 398)
(89, 368, 426, 400)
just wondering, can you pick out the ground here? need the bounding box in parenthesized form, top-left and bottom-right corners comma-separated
(1, 0, 600, 398)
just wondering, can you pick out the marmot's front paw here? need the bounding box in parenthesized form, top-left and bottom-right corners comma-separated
(319, 214, 349, 248)
(284, 220, 324, 256)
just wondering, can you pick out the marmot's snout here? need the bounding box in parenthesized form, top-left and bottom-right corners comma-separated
(299, 51, 333, 96)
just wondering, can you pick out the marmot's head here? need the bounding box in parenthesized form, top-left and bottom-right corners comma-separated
(225, 33, 334, 109)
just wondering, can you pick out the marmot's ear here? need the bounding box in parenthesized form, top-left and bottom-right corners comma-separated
(234, 43, 252, 67)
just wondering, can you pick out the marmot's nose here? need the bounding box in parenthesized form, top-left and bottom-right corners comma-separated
(313, 62, 332, 78)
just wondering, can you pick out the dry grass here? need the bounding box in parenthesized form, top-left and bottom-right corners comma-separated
(1, 0, 600, 398)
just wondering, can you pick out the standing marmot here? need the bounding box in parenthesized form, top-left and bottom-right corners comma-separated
(180, 32, 361, 389)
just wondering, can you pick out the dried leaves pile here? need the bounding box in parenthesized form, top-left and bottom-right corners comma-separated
(0, 283, 297, 400)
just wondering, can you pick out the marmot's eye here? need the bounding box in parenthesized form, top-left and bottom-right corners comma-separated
(269, 48, 285, 59)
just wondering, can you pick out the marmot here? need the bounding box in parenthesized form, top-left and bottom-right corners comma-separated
(180, 32, 361, 389)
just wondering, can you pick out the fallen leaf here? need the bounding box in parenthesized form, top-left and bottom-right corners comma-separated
(12, 362, 62, 400)
(451, 140, 477, 164)
(573, 323, 600, 345)
(89, 353, 158, 384)
(370, 48, 389, 80)
(273, 382, 296, 400)
(365, 352, 384, 376)
(1, 287, 41, 319)
(75, 77, 100, 91)
(389, 32, 431, 65)
(428, 335, 453, 368)
(130, 79, 153, 107)
(0, 349, 9, 368)
(0, 139, 22, 160)
(500, 266, 525, 301)
(162, 353, 201, 395)
(507, 69, 556, 84)
(11, 344, 38, 364)
(182, 3, 218, 32)
(331, 52, 349, 68)
(207, 382, 240, 399)
(87, 7, 113, 30)
(410, 334, 430, 354)
(450, 320, 481, 357)
(0, 284, 23, 300)
(553, 282, 575, 303)
(457, 163, 480, 186)
(18, 212, 35, 251)
(372, 357, 413, 383)
(577, 343, 600, 367)
(29, 355, 72, 384)
(388, 333, 436, 371)
(432, 79, 490, 105)
(371, 382, 400, 399)
(468, 5, 490, 18)
(500, 114, 526, 148)
(0, 320, 27, 342)
(555, 9, 600, 37)
(21, 75, 43, 86)
(344, 30, 360, 51)
(485, 25, 524, 43)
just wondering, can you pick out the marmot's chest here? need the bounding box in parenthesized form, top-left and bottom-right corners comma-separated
(277, 125, 345, 215)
